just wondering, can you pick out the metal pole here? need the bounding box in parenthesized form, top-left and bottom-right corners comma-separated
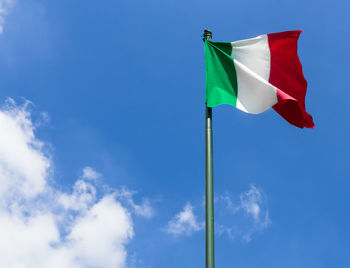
(204, 29, 215, 268)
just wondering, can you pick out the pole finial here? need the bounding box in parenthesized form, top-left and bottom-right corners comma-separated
(203, 29, 212, 41)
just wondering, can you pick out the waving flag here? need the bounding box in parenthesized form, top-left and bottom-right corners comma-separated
(205, 30, 314, 128)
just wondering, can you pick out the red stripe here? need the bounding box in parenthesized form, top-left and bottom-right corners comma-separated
(268, 30, 314, 128)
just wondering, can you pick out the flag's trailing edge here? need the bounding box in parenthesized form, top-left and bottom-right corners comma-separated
(204, 30, 314, 128)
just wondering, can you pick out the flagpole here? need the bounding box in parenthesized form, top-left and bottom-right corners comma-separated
(204, 29, 215, 268)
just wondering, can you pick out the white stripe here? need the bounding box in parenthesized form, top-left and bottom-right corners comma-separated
(231, 34, 278, 114)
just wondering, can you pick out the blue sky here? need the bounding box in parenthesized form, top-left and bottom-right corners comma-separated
(0, 0, 349, 267)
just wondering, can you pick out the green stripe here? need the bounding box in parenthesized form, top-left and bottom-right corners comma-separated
(205, 41, 238, 107)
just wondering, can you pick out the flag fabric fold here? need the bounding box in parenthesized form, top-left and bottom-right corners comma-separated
(204, 30, 314, 128)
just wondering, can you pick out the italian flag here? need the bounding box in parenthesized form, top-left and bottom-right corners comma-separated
(205, 30, 314, 128)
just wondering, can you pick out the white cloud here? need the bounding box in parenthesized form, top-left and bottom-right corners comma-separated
(166, 186, 270, 241)
(117, 188, 154, 219)
(129, 198, 154, 218)
(165, 203, 203, 236)
(0, 0, 14, 34)
(64, 196, 134, 268)
(217, 185, 271, 242)
(0, 98, 49, 200)
(165, 185, 270, 240)
(81, 166, 101, 180)
(0, 99, 150, 268)
(58, 179, 96, 211)
(216, 224, 235, 240)
(240, 185, 270, 228)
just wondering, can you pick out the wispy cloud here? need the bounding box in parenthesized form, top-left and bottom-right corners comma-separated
(0, 0, 14, 34)
(0, 98, 152, 268)
(165, 203, 204, 236)
(117, 188, 154, 219)
(240, 185, 270, 228)
(167, 185, 271, 241)
(81, 166, 101, 181)
(217, 185, 271, 242)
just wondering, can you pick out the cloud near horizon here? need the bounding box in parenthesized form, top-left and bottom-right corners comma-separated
(0, 99, 152, 268)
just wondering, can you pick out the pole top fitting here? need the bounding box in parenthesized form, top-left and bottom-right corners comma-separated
(203, 29, 212, 41)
